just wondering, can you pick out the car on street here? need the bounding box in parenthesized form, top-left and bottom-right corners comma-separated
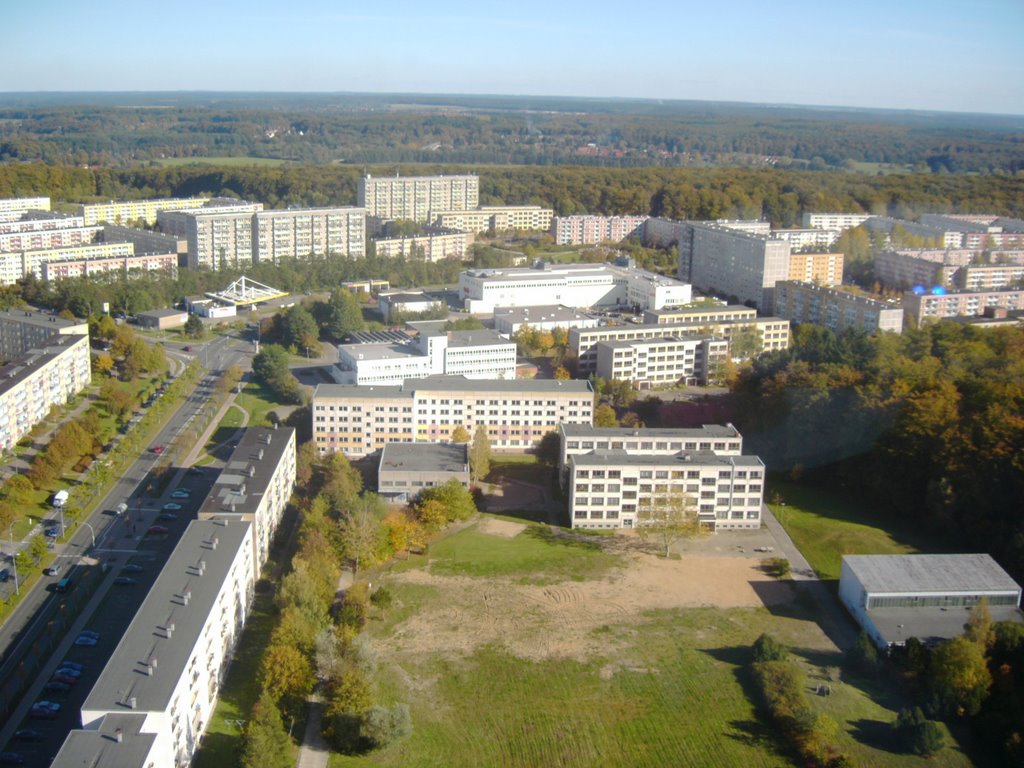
(182, 346, 191, 352)
(170, 489, 190, 499)
(30, 701, 60, 718)
(158, 512, 178, 521)
(0, 568, 9, 582)
(78, 629, 99, 639)
(113, 576, 137, 586)
(45, 527, 59, 538)
(59, 660, 83, 671)
(54, 666, 81, 677)
(44, 681, 72, 693)
(187, 466, 204, 476)
(121, 563, 144, 573)
(13, 730, 44, 742)
(151, 445, 165, 454)
(0, 752, 25, 765)
(162, 503, 182, 511)
(146, 525, 169, 535)
(74, 632, 98, 646)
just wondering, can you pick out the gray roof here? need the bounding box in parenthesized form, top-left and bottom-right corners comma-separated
(596, 335, 710, 350)
(0, 334, 87, 396)
(379, 442, 469, 474)
(444, 329, 510, 347)
(561, 424, 741, 439)
(315, 375, 592, 399)
(645, 304, 754, 317)
(571, 449, 763, 469)
(347, 330, 413, 344)
(380, 292, 439, 304)
(51, 713, 156, 768)
(198, 427, 295, 518)
(136, 308, 187, 319)
(844, 554, 1022, 596)
(869, 604, 1024, 647)
(82, 518, 252, 716)
(0, 307, 85, 330)
(493, 305, 599, 324)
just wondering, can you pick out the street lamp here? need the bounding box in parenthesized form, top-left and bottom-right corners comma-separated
(81, 522, 96, 548)
(8, 523, 18, 596)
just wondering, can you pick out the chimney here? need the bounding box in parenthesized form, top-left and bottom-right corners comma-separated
(115, 728, 123, 743)
(211, 536, 218, 550)
(129, 696, 137, 710)
(257, 449, 263, 461)
(166, 623, 175, 639)
(151, 657, 158, 669)
(183, 590, 191, 605)
(198, 559, 207, 574)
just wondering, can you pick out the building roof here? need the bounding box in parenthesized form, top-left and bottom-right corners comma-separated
(136, 308, 187, 319)
(596, 335, 711, 350)
(493, 304, 600, 325)
(443, 329, 510, 348)
(379, 442, 469, 474)
(51, 713, 156, 768)
(570, 449, 763, 469)
(82, 519, 252, 716)
(561, 424, 741, 440)
(197, 427, 295, 518)
(0, 307, 86, 331)
(844, 554, 1022, 596)
(868, 604, 1024, 647)
(380, 292, 439, 304)
(315, 376, 592, 399)
(0, 334, 87, 396)
(644, 304, 753, 318)
(347, 330, 414, 344)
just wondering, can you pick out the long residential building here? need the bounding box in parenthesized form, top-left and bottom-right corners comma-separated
(359, 173, 479, 224)
(334, 330, 517, 385)
(459, 258, 692, 314)
(434, 205, 553, 233)
(595, 335, 728, 388)
(372, 228, 469, 261)
(558, 425, 763, 531)
(0, 219, 102, 254)
(802, 212, 873, 230)
(312, 376, 594, 457)
(551, 215, 649, 245)
(0, 196, 50, 215)
(875, 248, 1024, 292)
(772, 228, 841, 251)
(158, 201, 265, 271)
(253, 207, 366, 263)
(918, 214, 1024, 250)
(104, 224, 186, 259)
(0, 241, 134, 286)
(903, 288, 1024, 325)
(774, 281, 905, 334)
(0, 308, 89, 360)
(42, 249, 178, 281)
(77, 197, 211, 226)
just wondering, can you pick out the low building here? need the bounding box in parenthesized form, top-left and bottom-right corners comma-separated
(641, 304, 756, 325)
(184, 297, 237, 319)
(378, 441, 470, 502)
(774, 281, 904, 334)
(343, 278, 391, 296)
(903, 287, 1024, 325)
(802, 212, 873, 230)
(493, 304, 601, 335)
(839, 554, 1023, 648)
(41, 249, 177, 282)
(595, 335, 728, 388)
(377, 291, 446, 322)
(372, 228, 470, 262)
(312, 376, 594, 457)
(77, 197, 211, 226)
(435, 206, 554, 233)
(550, 215, 649, 245)
(136, 308, 188, 330)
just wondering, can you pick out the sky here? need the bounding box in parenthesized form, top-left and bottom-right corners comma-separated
(2, 0, 1022, 115)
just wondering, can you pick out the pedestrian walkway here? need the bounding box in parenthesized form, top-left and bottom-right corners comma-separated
(296, 693, 330, 768)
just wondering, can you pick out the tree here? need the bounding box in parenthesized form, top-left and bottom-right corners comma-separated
(594, 403, 618, 428)
(340, 496, 387, 574)
(469, 425, 491, 483)
(533, 431, 561, 468)
(636, 490, 705, 557)
(240, 690, 293, 768)
(928, 635, 992, 717)
(261, 642, 315, 718)
(92, 352, 114, 375)
(893, 707, 945, 757)
(183, 313, 204, 339)
(553, 365, 571, 380)
(450, 425, 470, 443)
(846, 631, 879, 674)
(282, 304, 320, 352)
(752, 633, 788, 662)
(964, 598, 995, 648)
(360, 704, 413, 749)
(326, 290, 365, 338)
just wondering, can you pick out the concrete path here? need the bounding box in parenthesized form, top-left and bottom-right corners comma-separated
(296, 693, 330, 768)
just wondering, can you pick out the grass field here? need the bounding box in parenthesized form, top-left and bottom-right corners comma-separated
(327, 520, 970, 768)
(203, 404, 246, 453)
(153, 156, 292, 167)
(235, 380, 283, 427)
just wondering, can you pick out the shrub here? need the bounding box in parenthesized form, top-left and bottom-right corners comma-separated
(361, 703, 413, 749)
(752, 633, 788, 663)
(370, 584, 393, 609)
(894, 707, 945, 756)
(846, 631, 879, 675)
(765, 557, 791, 578)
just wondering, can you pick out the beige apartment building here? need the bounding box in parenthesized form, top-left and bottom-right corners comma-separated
(774, 281, 904, 334)
(312, 376, 593, 457)
(253, 207, 366, 263)
(42, 250, 177, 281)
(358, 174, 479, 224)
(595, 335, 729, 388)
(0, 196, 50, 215)
(372, 229, 470, 262)
(76, 197, 211, 226)
(787, 251, 844, 285)
(158, 201, 264, 271)
(435, 205, 554, 233)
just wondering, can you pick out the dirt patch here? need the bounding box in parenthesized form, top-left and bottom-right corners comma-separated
(380, 551, 800, 663)
(477, 518, 527, 538)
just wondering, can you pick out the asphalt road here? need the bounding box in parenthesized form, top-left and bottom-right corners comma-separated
(0, 331, 254, 764)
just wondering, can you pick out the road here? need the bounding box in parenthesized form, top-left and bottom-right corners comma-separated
(0, 330, 255, 762)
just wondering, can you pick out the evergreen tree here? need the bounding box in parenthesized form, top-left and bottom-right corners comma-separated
(470, 425, 491, 483)
(240, 690, 293, 768)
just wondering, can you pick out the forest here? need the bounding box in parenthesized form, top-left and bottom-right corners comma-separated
(0, 93, 1022, 172)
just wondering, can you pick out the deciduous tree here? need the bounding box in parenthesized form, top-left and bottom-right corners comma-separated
(636, 490, 705, 557)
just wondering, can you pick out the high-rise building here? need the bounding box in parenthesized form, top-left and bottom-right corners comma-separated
(774, 281, 904, 334)
(77, 197, 211, 226)
(358, 173, 478, 224)
(253, 207, 366, 263)
(159, 201, 264, 270)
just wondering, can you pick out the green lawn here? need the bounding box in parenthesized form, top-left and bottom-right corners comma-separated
(203, 405, 246, 453)
(329, 521, 969, 768)
(153, 156, 292, 167)
(768, 479, 949, 581)
(235, 380, 283, 427)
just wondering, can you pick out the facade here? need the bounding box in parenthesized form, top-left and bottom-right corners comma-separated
(839, 554, 1023, 648)
(550, 215, 649, 245)
(42, 249, 177, 281)
(185, 297, 237, 319)
(0, 308, 89, 359)
(79, 518, 257, 768)
(0, 196, 50, 214)
(136, 309, 188, 330)
(197, 426, 296, 570)
(642, 304, 755, 325)
(802, 212, 873, 230)
(435, 206, 554, 233)
(312, 376, 594, 457)
(772, 228, 841, 251)
(919, 214, 1024, 250)
(253, 206, 366, 263)
(77, 197, 211, 226)
(786, 251, 844, 285)
(372, 229, 470, 262)
(359, 173, 479, 224)
(0, 222, 102, 255)
(158, 201, 264, 271)
(958, 263, 1024, 291)
(595, 335, 728, 387)
(493, 304, 601, 335)
(559, 424, 742, 467)
(377, 291, 446, 321)
(459, 259, 692, 314)
(335, 330, 517, 385)
(571, 317, 790, 374)
(0, 333, 90, 452)
(774, 281, 904, 334)
(874, 249, 973, 290)
(0, 241, 134, 286)
(378, 441, 470, 502)
(104, 224, 186, 259)
(903, 288, 1024, 324)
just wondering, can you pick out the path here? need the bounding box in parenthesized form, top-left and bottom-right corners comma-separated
(296, 693, 330, 768)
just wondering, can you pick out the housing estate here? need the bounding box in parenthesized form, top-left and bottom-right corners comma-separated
(377, 441, 470, 502)
(434, 205, 554, 233)
(359, 173, 479, 224)
(76, 197, 211, 226)
(550, 214, 649, 245)
(774, 281, 905, 334)
(903, 287, 1024, 325)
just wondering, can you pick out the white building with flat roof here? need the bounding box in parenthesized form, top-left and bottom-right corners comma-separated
(359, 173, 478, 224)
(595, 335, 728, 388)
(158, 201, 264, 271)
(254, 206, 366, 263)
(77, 197, 211, 226)
(493, 305, 601, 335)
(550, 215, 649, 245)
(802, 212, 873, 230)
(0, 196, 50, 215)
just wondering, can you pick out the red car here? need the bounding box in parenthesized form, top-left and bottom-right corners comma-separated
(151, 445, 165, 454)
(146, 525, 169, 535)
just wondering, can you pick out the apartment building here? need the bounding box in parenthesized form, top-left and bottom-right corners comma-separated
(903, 288, 1024, 325)
(77, 197, 211, 226)
(358, 173, 479, 224)
(253, 206, 366, 263)
(802, 212, 873, 230)
(558, 424, 744, 468)
(594, 335, 728, 387)
(435, 205, 554, 233)
(335, 330, 516, 385)
(919, 214, 1024, 250)
(0, 308, 89, 359)
(0, 241, 134, 285)
(772, 228, 841, 251)
(372, 228, 469, 261)
(874, 249, 975, 290)
(0, 196, 50, 215)
(550, 214, 649, 245)
(571, 317, 790, 374)
(378, 442, 470, 502)
(493, 304, 601, 335)
(0, 332, 90, 451)
(0, 218, 102, 254)
(642, 304, 754, 325)
(76, 518, 257, 768)
(774, 281, 904, 334)
(459, 258, 692, 314)
(158, 200, 264, 271)
(787, 251, 844, 285)
(958, 263, 1024, 291)
(312, 376, 594, 457)
(197, 426, 296, 570)
(104, 224, 186, 259)
(42, 249, 177, 281)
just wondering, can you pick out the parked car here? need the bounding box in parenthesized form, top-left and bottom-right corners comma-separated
(187, 467, 204, 476)
(146, 525, 169, 535)
(45, 527, 59, 539)
(50, 671, 77, 684)
(30, 701, 60, 718)
(161, 503, 182, 511)
(59, 660, 83, 671)
(182, 346, 192, 352)
(158, 512, 178, 522)
(54, 669, 81, 680)
(44, 681, 72, 694)
(44, 565, 61, 577)
(170, 489, 190, 499)
(151, 445, 165, 454)
(0, 752, 25, 765)
(121, 564, 144, 573)
(0, 568, 9, 583)
(113, 576, 137, 586)
(74, 632, 98, 646)
(78, 629, 99, 639)
(13, 730, 44, 742)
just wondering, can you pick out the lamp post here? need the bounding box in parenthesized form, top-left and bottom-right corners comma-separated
(8, 523, 18, 596)
(82, 522, 96, 548)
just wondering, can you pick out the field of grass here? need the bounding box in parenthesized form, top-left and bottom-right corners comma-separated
(153, 156, 292, 167)
(235, 380, 283, 427)
(203, 405, 246, 453)
(768, 479, 949, 581)
(329, 522, 969, 768)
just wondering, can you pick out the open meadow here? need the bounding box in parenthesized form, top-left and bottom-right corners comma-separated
(330, 517, 969, 768)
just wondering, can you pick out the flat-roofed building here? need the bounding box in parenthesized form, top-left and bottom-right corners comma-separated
(372, 228, 469, 262)
(197, 426, 296, 570)
(0, 210, 86, 237)
(158, 200, 264, 271)
(0, 220, 102, 255)
(559, 424, 743, 468)
(51, 713, 161, 768)
(787, 251, 844, 285)
(493, 304, 601, 335)
(0, 196, 50, 214)
(773, 228, 841, 251)
(435, 206, 553, 233)
(802, 212, 873, 230)
(0, 241, 136, 285)
(551, 214, 649, 245)
(874, 249, 970, 290)
(839, 554, 1023, 648)
(359, 173, 478, 224)
(377, 291, 446, 322)
(595, 335, 728, 388)
(774, 281, 904, 334)
(958, 263, 1024, 291)
(42, 249, 177, 281)
(312, 376, 594, 457)
(104, 224, 186, 259)
(253, 206, 366, 263)
(0, 308, 89, 360)
(77, 197, 211, 226)
(79, 518, 257, 768)
(904, 288, 1024, 324)
(642, 304, 756, 325)
(378, 441, 469, 502)
(136, 308, 188, 330)
(919, 214, 1024, 250)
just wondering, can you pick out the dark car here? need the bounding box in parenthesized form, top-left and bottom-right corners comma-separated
(13, 730, 44, 742)
(0, 568, 9, 582)
(157, 512, 178, 522)
(182, 346, 192, 352)
(146, 525, 169, 535)
(113, 576, 137, 586)
(122, 563, 144, 573)
(54, 666, 81, 678)
(44, 681, 72, 694)
(30, 701, 60, 718)
(59, 660, 83, 671)
(0, 752, 25, 766)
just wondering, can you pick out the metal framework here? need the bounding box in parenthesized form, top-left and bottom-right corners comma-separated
(205, 275, 289, 307)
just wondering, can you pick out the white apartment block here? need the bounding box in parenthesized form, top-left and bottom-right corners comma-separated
(0, 308, 89, 359)
(358, 174, 479, 223)
(715, 219, 772, 236)
(595, 335, 728, 388)
(435, 206, 554, 233)
(0, 210, 85, 236)
(493, 304, 601, 335)
(312, 376, 594, 457)
(77, 197, 211, 226)
(919, 214, 1024, 250)
(558, 424, 743, 468)
(158, 201, 264, 271)
(903, 288, 1024, 325)
(0, 333, 91, 451)
(551, 215, 649, 245)
(802, 212, 873, 230)
(77, 518, 257, 768)
(0, 196, 50, 215)
(253, 206, 366, 263)
(372, 229, 470, 261)
(958, 264, 1024, 291)
(773, 228, 841, 251)
(874, 249, 975, 290)
(198, 426, 296, 570)
(0, 241, 135, 286)
(459, 259, 692, 314)
(0, 221, 101, 254)
(571, 317, 790, 375)
(42, 250, 178, 281)
(774, 281, 904, 334)
(335, 330, 516, 386)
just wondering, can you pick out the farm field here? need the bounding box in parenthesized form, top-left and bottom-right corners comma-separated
(329, 517, 969, 768)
